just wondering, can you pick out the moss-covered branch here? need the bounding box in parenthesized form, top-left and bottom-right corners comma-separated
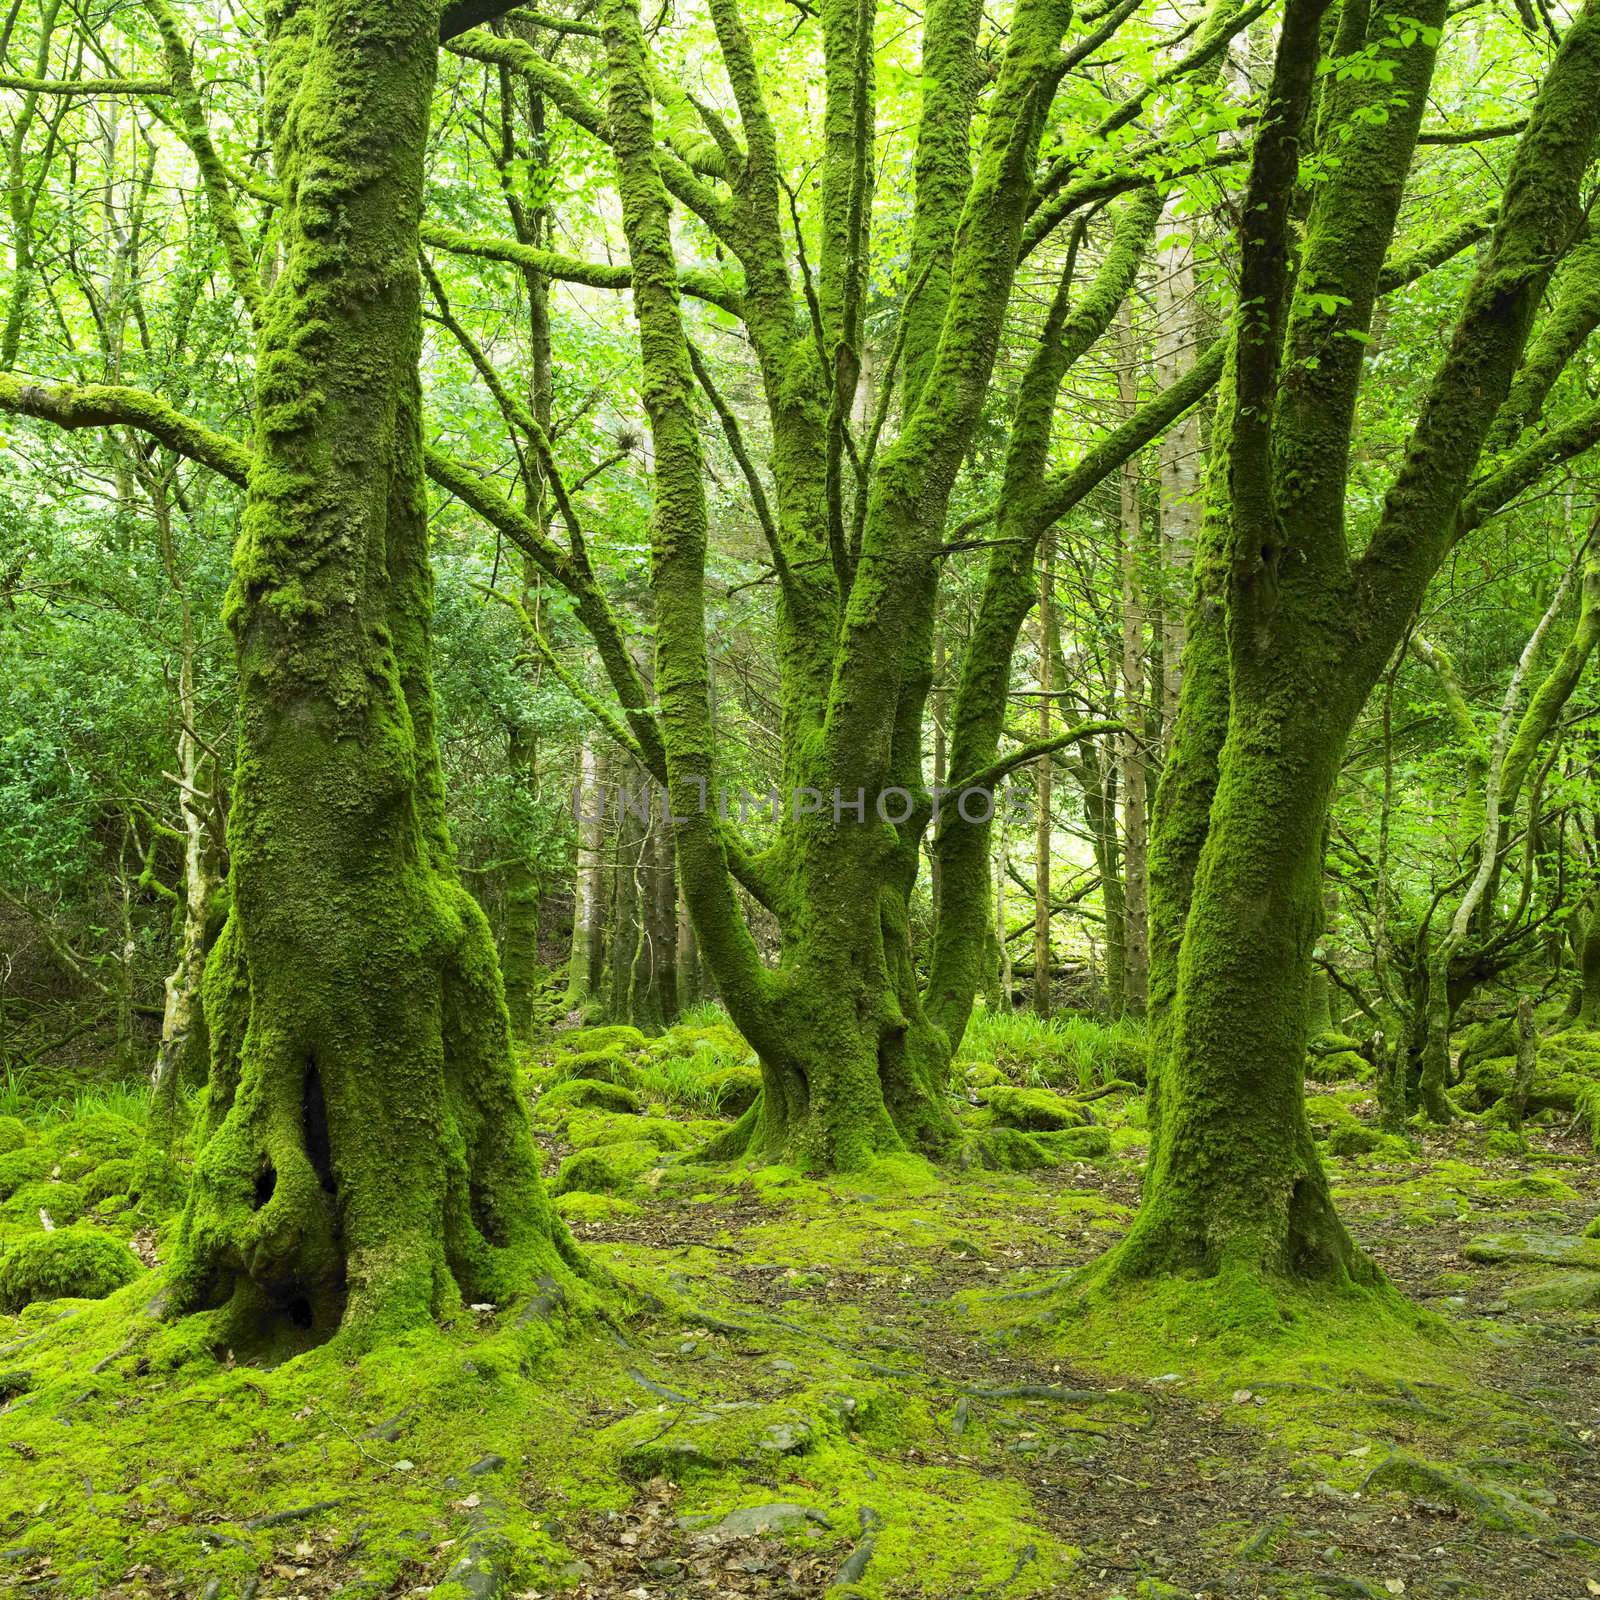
(0, 372, 251, 483)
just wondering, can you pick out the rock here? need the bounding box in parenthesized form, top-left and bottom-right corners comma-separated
(0, 1227, 141, 1313)
(552, 1190, 643, 1222)
(466, 1453, 506, 1476)
(534, 1077, 640, 1120)
(1035, 1125, 1111, 1160)
(549, 1048, 638, 1087)
(1464, 1232, 1600, 1271)
(1363, 1452, 1539, 1530)
(1502, 1270, 1600, 1310)
(0, 1147, 51, 1200)
(702, 1065, 762, 1116)
(985, 1086, 1088, 1132)
(552, 1141, 662, 1197)
(606, 1401, 816, 1481)
(553, 1024, 648, 1056)
(681, 1503, 831, 1539)
(565, 1111, 694, 1153)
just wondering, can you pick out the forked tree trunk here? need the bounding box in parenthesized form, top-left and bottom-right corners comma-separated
(168, 0, 583, 1346)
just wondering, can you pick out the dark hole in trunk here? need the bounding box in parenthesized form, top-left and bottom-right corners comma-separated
(285, 1294, 314, 1330)
(252, 1163, 277, 1210)
(303, 1060, 335, 1195)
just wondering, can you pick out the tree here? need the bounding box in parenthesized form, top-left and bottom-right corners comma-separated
(0, 0, 591, 1344)
(1092, 0, 1600, 1295)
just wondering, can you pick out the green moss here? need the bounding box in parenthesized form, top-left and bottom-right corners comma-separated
(534, 1078, 641, 1119)
(984, 1086, 1088, 1132)
(0, 1226, 141, 1312)
(0, 1116, 31, 1154)
(0, 1145, 51, 1197)
(2, 1180, 85, 1227)
(553, 1191, 643, 1222)
(552, 1140, 664, 1197)
(564, 1111, 696, 1153)
(548, 1047, 638, 1087)
(700, 1065, 762, 1115)
(553, 1024, 648, 1056)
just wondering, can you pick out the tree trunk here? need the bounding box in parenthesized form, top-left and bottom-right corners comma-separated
(1117, 309, 1149, 1016)
(169, 0, 582, 1347)
(501, 720, 542, 1042)
(1033, 537, 1054, 1016)
(1153, 196, 1203, 741)
(1105, 659, 1376, 1283)
(565, 738, 606, 1010)
(1580, 894, 1600, 1024)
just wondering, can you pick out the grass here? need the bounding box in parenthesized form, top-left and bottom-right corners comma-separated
(0, 1066, 156, 1127)
(959, 1006, 1148, 1091)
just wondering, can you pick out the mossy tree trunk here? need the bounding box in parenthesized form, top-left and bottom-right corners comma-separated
(167, 0, 583, 1344)
(1093, 0, 1600, 1290)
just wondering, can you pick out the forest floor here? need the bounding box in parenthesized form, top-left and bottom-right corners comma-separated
(2, 1019, 1600, 1600)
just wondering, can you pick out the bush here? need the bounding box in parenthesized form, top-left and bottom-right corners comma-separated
(0, 1226, 140, 1312)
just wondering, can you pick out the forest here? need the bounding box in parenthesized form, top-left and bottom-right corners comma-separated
(3, 0, 1600, 1593)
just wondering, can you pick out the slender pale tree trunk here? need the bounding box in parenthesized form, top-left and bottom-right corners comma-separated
(1153, 197, 1202, 739)
(1034, 536, 1054, 1016)
(1117, 309, 1149, 1015)
(565, 738, 606, 1009)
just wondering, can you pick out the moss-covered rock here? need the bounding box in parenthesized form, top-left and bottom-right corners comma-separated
(1536, 1025, 1600, 1076)
(973, 1127, 1054, 1170)
(552, 1139, 663, 1197)
(984, 1086, 1087, 1132)
(0, 1226, 141, 1312)
(702, 1065, 762, 1116)
(47, 1112, 141, 1169)
(1456, 1016, 1516, 1072)
(959, 1061, 1005, 1090)
(565, 1111, 696, 1153)
(1306, 1048, 1369, 1084)
(601, 1399, 816, 1480)
(1035, 1124, 1112, 1161)
(0, 1145, 52, 1198)
(1, 1179, 84, 1227)
(552, 1024, 648, 1057)
(80, 1158, 136, 1206)
(549, 1047, 638, 1087)
(0, 1116, 31, 1155)
(534, 1077, 641, 1121)
(552, 1190, 643, 1222)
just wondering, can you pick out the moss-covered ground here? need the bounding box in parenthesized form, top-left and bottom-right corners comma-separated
(3, 1013, 1600, 1597)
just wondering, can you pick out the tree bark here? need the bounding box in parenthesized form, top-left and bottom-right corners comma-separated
(1117, 308, 1149, 1016)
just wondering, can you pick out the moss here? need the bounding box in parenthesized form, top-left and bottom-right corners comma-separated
(552, 1140, 664, 1197)
(553, 1191, 643, 1222)
(2, 1180, 85, 1227)
(0, 1116, 31, 1154)
(1536, 1026, 1600, 1074)
(0, 1227, 141, 1312)
(1035, 1125, 1111, 1161)
(47, 1112, 142, 1168)
(548, 1048, 637, 1087)
(534, 1078, 640, 1119)
(973, 1126, 1054, 1170)
(564, 1111, 695, 1153)
(0, 1145, 52, 1197)
(1306, 1049, 1369, 1084)
(701, 1065, 762, 1115)
(553, 1024, 648, 1057)
(984, 1086, 1088, 1132)
(80, 1159, 136, 1206)
(1473, 1174, 1580, 1204)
